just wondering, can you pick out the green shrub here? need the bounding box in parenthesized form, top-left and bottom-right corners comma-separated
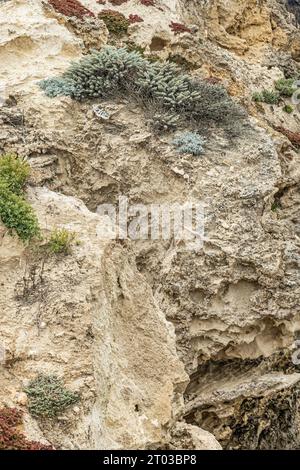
(25, 375, 80, 419)
(39, 47, 246, 132)
(98, 10, 129, 36)
(283, 104, 294, 114)
(0, 154, 39, 241)
(252, 90, 280, 105)
(172, 132, 205, 156)
(48, 228, 76, 254)
(275, 78, 296, 98)
(253, 79, 297, 106)
(0, 183, 40, 242)
(0, 154, 30, 195)
(40, 47, 145, 100)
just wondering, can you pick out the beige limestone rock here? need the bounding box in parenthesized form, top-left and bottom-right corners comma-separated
(1, 0, 300, 451)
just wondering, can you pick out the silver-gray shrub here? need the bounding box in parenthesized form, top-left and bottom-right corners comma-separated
(39, 46, 246, 130)
(173, 132, 205, 156)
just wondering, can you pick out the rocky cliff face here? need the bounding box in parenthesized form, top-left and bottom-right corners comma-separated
(287, 0, 300, 23)
(0, 0, 300, 450)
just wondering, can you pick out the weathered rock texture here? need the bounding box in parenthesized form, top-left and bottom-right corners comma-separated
(0, 0, 300, 450)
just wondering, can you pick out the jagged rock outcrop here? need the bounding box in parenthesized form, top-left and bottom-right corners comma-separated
(1, 0, 300, 450)
(0, 186, 189, 449)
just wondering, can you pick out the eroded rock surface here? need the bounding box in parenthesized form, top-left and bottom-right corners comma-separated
(1, 0, 300, 450)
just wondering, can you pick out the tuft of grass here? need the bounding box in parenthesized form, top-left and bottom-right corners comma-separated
(48, 228, 76, 254)
(25, 375, 80, 419)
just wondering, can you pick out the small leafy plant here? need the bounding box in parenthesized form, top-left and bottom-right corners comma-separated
(0, 154, 30, 195)
(0, 184, 40, 241)
(98, 10, 129, 36)
(283, 104, 293, 114)
(48, 228, 76, 254)
(172, 132, 205, 156)
(253, 78, 297, 106)
(25, 375, 80, 419)
(275, 78, 297, 98)
(252, 90, 280, 105)
(0, 154, 40, 242)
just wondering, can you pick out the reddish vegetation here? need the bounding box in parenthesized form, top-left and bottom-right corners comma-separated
(141, 0, 155, 6)
(128, 14, 144, 23)
(109, 0, 128, 4)
(169, 21, 191, 34)
(97, 0, 106, 4)
(48, 0, 95, 19)
(275, 126, 300, 146)
(0, 407, 54, 450)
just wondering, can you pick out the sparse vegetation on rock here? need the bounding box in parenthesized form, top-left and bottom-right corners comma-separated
(252, 90, 280, 105)
(25, 375, 80, 419)
(98, 10, 129, 36)
(0, 407, 53, 450)
(129, 14, 144, 23)
(4, 0, 300, 453)
(275, 78, 297, 97)
(169, 21, 191, 34)
(48, 0, 95, 19)
(40, 47, 246, 132)
(283, 104, 294, 113)
(173, 132, 205, 156)
(0, 154, 30, 195)
(0, 155, 40, 241)
(48, 228, 76, 254)
(253, 78, 297, 105)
